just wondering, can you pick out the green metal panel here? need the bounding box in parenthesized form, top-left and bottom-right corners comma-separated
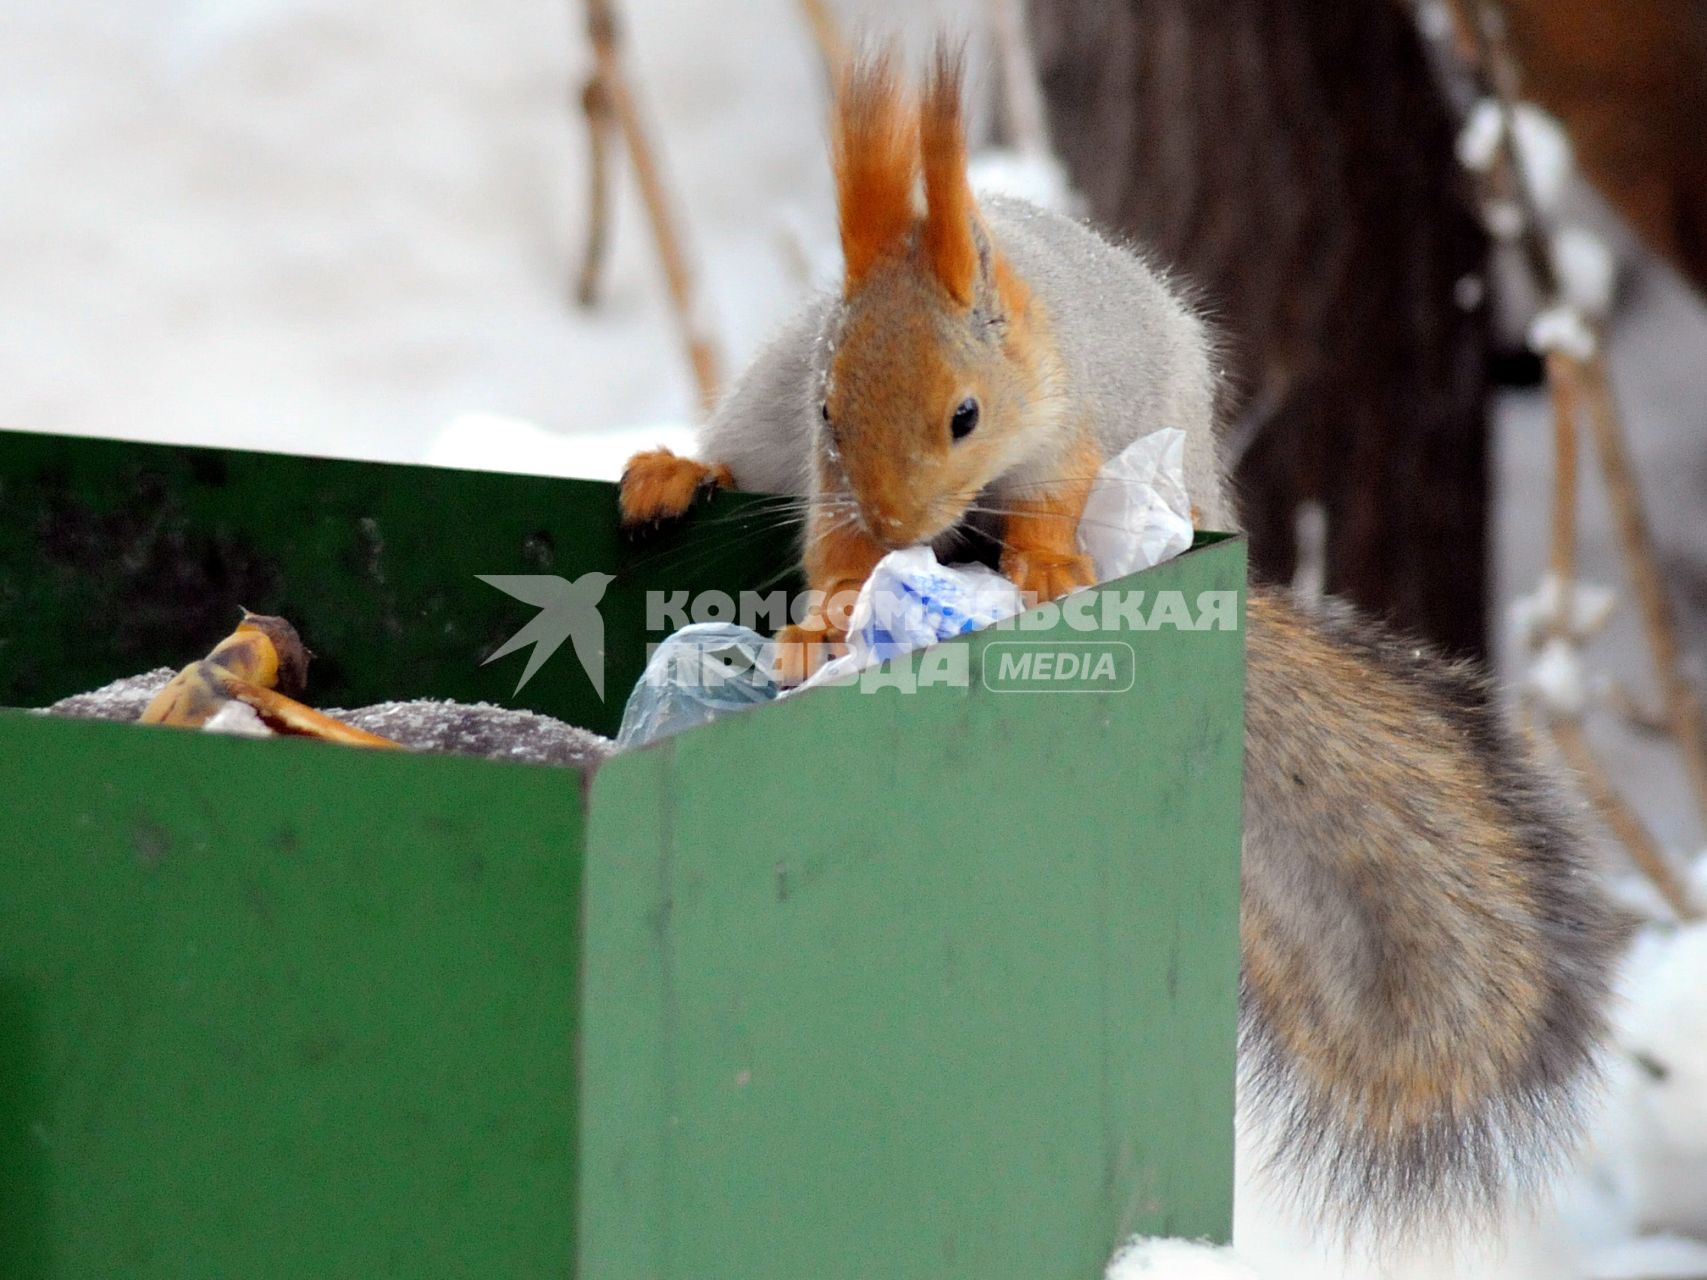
(0, 715, 584, 1279)
(579, 542, 1247, 1278)
(0, 429, 800, 737)
(0, 431, 1245, 1277)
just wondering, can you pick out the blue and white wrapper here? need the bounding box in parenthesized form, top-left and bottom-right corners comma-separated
(618, 429, 1195, 739)
(796, 548, 1024, 691)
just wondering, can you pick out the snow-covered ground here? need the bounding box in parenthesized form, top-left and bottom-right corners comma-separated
(0, 0, 990, 464)
(4, 2, 1706, 1276)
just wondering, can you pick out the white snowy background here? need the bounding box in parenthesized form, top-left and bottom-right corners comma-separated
(4, 1, 1706, 1276)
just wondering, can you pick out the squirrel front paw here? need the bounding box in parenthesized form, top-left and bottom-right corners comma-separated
(618, 449, 733, 534)
(1001, 548, 1097, 605)
(772, 622, 847, 687)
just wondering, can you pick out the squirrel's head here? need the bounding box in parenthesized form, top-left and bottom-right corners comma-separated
(820, 46, 1050, 549)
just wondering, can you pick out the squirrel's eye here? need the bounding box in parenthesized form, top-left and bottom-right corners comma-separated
(950, 397, 980, 441)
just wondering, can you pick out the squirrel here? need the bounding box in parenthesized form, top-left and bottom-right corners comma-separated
(617, 46, 1622, 1236)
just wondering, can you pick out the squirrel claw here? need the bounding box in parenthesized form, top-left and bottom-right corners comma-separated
(618, 449, 732, 536)
(772, 623, 846, 687)
(1002, 549, 1097, 605)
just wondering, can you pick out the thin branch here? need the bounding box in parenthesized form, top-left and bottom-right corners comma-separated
(574, 75, 617, 307)
(582, 0, 723, 413)
(1457, 0, 1707, 894)
(1464, 0, 1559, 296)
(1544, 350, 1580, 640)
(1579, 352, 1707, 820)
(1550, 715, 1699, 920)
(1604, 681, 1672, 736)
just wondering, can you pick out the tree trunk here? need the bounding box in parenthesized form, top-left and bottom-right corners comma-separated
(1030, 0, 1493, 657)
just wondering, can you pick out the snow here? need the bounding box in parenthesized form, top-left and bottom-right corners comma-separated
(1107, 1238, 1261, 1280)
(1457, 100, 1574, 217)
(331, 698, 615, 767)
(1582, 1235, 1707, 1280)
(1554, 228, 1619, 319)
(0, 0, 844, 461)
(39, 670, 615, 768)
(1509, 573, 1618, 649)
(424, 410, 695, 482)
(1483, 198, 1528, 243)
(1457, 100, 1508, 175)
(1509, 107, 1573, 214)
(202, 699, 274, 737)
(37, 670, 175, 721)
(1602, 922, 1707, 1240)
(0, 0, 1001, 461)
(1529, 305, 1599, 361)
(1526, 635, 1589, 716)
(1487, 216, 1707, 1280)
(969, 147, 1082, 215)
(1413, 0, 1456, 45)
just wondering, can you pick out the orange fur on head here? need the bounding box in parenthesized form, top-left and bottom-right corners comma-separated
(920, 43, 978, 307)
(833, 50, 917, 293)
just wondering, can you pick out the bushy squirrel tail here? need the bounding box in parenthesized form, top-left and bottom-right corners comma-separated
(1239, 585, 1625, 1235)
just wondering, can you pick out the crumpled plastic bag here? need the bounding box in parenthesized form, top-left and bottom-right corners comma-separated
(796, 428, 1192, 688)
(795, 546, 1025, 692)
(616, 622, 779, 748)
(1078, 429, 1194, 582)
(617, 429, 1194, 744)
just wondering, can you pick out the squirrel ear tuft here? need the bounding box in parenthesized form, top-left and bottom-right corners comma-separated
(833, 49, 917, 295)
(921, 41, 978, 308)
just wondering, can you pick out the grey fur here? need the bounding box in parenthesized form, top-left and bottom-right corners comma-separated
(697, 197, 1233, 531)
(979, 196, 1231, 529)
(697, 295, 830, 500)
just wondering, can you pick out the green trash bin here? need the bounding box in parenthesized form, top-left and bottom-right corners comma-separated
(0, 430, 1246, 1279)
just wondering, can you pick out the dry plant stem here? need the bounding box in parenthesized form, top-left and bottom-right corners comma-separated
(1550, 715, 1698, 919)
(988, 0, 1051, 157)
(583, 0, 723, 412)
(795, 0, 846, 80)
(1579, 352, 1707, 823)
(1474, 0, 1576, 641)
(1544, 350, 1580, 638)
(1462, 0, 1707, 865)
(1439, 0, 1481, 67)
(575, 76, 616, 307)
(1605, 681, 1671, 736)
(1466, 0, 1559, 295)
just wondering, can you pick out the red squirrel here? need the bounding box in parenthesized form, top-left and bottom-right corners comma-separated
(618, 47, 1620, 1236)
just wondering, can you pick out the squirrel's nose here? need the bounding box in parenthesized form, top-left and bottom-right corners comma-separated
(860, 503, 920, 548)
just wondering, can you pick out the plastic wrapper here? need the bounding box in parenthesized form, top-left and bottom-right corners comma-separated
(620, 430, 1195, 735)
(1078, 429, 1194, 582)
(797, 547, 1025, 691)
(616, 622, 780, 748)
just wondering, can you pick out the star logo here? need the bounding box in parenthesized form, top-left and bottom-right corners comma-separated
(477, 572, 615, 697)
